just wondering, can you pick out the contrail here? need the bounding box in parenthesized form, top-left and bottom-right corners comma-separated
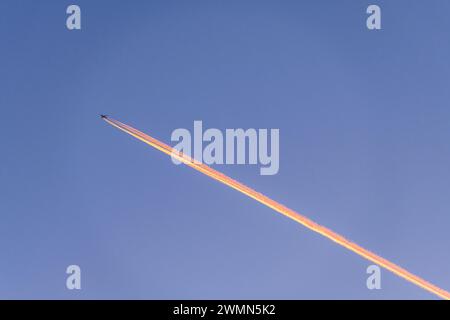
(102, 115, 450, 300)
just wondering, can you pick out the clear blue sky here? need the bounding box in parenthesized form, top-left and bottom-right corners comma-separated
(1, 0, 449, 299)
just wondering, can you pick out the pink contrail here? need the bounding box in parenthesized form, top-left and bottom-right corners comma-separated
(103, 116, 450, 300)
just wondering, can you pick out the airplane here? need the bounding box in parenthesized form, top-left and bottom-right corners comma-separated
(100, 114, 108, 119)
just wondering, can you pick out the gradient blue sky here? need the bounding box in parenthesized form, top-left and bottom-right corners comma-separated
(1, 0, 450, 299)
